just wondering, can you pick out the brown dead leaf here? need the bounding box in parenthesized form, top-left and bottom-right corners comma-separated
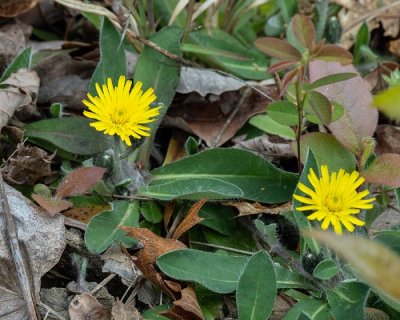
(56, 167, 106, 198)
(69, 293, 111, 320)
(0, 69, 39, 130)
(389, 39, 400, 57)
(3, 144, 55, 185)
(376, 125, 400, 155)
(63, 205, 110, 224)
(165, 87, 278, 147)
(0, 24, 30, 70)
(32, 194, 73, 216)
(172, 199, 206, 240)
(225, 201, 292, 217)
(111, 300, 141, 320)
(121, 227, 187, 298)
(364, 61, 400, 92)
(164, 201, 176, 232)
(0, 0, 38, 17)
(163, 130, 188, 165)
(161, 287, 204, 320)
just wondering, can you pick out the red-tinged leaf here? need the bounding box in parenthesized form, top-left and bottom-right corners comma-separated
(306, 230, 400, 301)
(255, 37, 302, 61)
(281, 68, 300, 96)
(291, 14, 315, 50)
(32, 193, 72, 216)
(56, 167, 106, 198)
(309, 61, 378, 155)
(161, 287, 205, 320)
(362, 153, 400, 187)
(268, 60, 298, 73)
(307, 91, 332, 125)
(313, 44, 353, 65)
(172, 199, 206, 240)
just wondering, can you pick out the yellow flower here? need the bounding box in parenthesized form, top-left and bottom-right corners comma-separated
(293, 165, 375, 235)
(83, 76, 160, 146)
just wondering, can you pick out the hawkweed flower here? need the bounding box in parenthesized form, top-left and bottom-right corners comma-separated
(293, 165, 375, 235)
(83, 76, 160, 146)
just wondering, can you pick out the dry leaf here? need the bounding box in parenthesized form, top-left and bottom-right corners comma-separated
(56, 167, 106, 198)
(172, 199, 206, 240)
(0, 69, 39, 131)
(0, 183, 65, 319)
(165, 87, 277, 147)
(226, 201, 292, 217)
(163, 130, 188, 165)
(63, 205, 110, 224)
(69, 293, 111, 320)
(111, 300, 141, 320)
(161, 287, 205, 320)
(121, 227, 187, 298)
(3, 144, 55, 185)
(32, 193, 73, 216)
(0, 0, 38, 17)
(164, 201, 176, 232)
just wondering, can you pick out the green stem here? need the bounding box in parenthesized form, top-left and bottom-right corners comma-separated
(113, 135, 124, 184)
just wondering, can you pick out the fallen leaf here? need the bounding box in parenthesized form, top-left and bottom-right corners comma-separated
(376, 125, 400, 155)
(121, 227, 187, 298)
(0, 0, 38, 17)
(362, 153, 400, 187)
(0, 69, 39, 131)
(163, 130, 189, 165)
(225, 201, 292, 217)
(111, 299, 140, 320)
(164, 201, 176, 232)
(69, 293, 111, 320)
(0, 183, 65, 319)
(165, 87, 278, 147)
(172, 199, 206, 240)
(3, 144, 55, 185)
(63, 205, 110, 224)
(0, 24, 30, 69)
(56, 167, 107, 198)
(161, 287, 204, 320)
(32, 193, 73, 216)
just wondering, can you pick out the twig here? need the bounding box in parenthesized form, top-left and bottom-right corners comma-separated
(210, 87, 252, 147)
(90, 273, 116, 295)
(38, 301, 66, 320)
(0, 173, 38, 319)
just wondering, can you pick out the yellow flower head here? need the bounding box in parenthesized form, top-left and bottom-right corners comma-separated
(293, 165, 375, 235)
(83, 76, 160, 146)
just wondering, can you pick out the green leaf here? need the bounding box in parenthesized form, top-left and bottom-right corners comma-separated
(134, 26, 182, 168)
(313, 259, 338, 280)
(24, 117, 110, 155)
(237, 251, 276, 320)
(267, 101, 299, 126)
(291, 14, 315, 50)
(85, 201, 139, 253)
(283, 298, 330, 320)
(374, 230, 400, 256)
(275, 264, 312, 289)
(185, 29, 270, 80)
(354, 23, 369, 65)
(140, 201, 163, 224)
(138, 178, 244, 200)
(203, 227, 257, 252)
(199, 203, 236, 236)
(138, 148, 298, 203)
(0, 47, 32, 82)
(299, 132, 356, 173)
(88, 17, 126, 95)
(307, 91, 332, 125)
(293, 149, 321, 254)
(327, 281, 369, 320)
(250, 114, 295, 139)
(156, 249, 249, 293)
(305, 73, 357, 91)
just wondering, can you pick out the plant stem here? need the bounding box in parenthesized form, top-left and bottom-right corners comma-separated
(113, 135, 124, 184)
(295, 73, 304, 174)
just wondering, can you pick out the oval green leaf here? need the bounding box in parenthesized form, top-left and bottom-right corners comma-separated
(156, 249, 249, 293)
(267, 101, 299, 126)
(313, 259, 338, 280)
(85, 201, 139, 253)
(307, 91, 332, 125)
(237, 251, 276, 320)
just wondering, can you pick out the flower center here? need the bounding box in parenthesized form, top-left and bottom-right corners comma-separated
(325, 194, 343, 212)
(112, 110, 128, 125)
